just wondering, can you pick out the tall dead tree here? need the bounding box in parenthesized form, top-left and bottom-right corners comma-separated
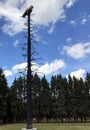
(22, 5, 33, 129)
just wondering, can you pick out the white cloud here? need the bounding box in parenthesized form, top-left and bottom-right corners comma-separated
(32, 0, 66, 25)
(12, 62, 27, 73)
(4, 59, 65, 77)
(69, 20, 76, 26)
(66, 0, 77, 8)
(48, 24, 55, 34)
(3, 70, 13, 77)
(63, 42, 90, 59)
(12, 59, 65, 76)
(38, 59, 65, 75)
(69, 69, 85, 79)
(81, 18, 87, 25)
(3, 62, 27, 77)
(2, 22, 25, 36)
(66, 37, 72, 43)
(0, 0, 77, 36)
(13, 40, 19, 47)
(0, 0, 25, 35)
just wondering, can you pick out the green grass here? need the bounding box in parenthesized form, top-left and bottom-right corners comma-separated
(0, 123, 90, 130)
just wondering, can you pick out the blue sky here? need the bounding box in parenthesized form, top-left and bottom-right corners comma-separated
(0, 0, 90, 86)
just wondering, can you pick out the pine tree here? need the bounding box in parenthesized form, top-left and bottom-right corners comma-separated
(65, 75, 73, 122)
(10, 77, 27, 122)
(50, 75, 57, 120)
(84, 73, 90, 121)
(32, 73, 41, 122)
(0, 68, 8, 123)
(40, 75, 51, 122)
(56, 74, 66, 122)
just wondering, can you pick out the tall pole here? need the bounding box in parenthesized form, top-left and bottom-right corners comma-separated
(22, 6, 33, 129)
(27, 12, 32, 129)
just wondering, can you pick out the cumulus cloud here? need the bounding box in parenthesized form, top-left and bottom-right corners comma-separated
(3, 70, 13, 77)
(12, 62, 27, 73)
(0, 0, 77, 36)
(63, 42, 90, 59)
(3, 62, 27, 77)
(69, 69, 85, 79)
(0, 0, 25, 35)
(38, 59, 65, 75)
(4, 59, 65, 77)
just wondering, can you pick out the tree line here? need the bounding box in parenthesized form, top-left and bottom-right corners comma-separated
(0, 67, 90, 123)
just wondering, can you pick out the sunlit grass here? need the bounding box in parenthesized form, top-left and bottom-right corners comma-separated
(0, 123, 90, 130)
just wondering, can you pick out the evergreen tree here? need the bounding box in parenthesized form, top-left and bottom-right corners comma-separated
(56, 74, 66, 122)
(32, 73, 41, 122)
(3, 72, 90, 123)
(84, 73, 90, 121)
(51, 74, 67, 122)
(65, 75, 73, 122)
(0, 68, 8, 123)
(50, 75, 57, 120)
(10, 77, 27, 122)
(40, 75, 51, 121)
(71, 77, 84, 122)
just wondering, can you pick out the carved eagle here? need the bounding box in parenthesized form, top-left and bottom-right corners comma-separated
(22, 5, 33, 17)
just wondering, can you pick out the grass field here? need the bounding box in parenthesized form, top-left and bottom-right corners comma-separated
(0, 123, 90, 130)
